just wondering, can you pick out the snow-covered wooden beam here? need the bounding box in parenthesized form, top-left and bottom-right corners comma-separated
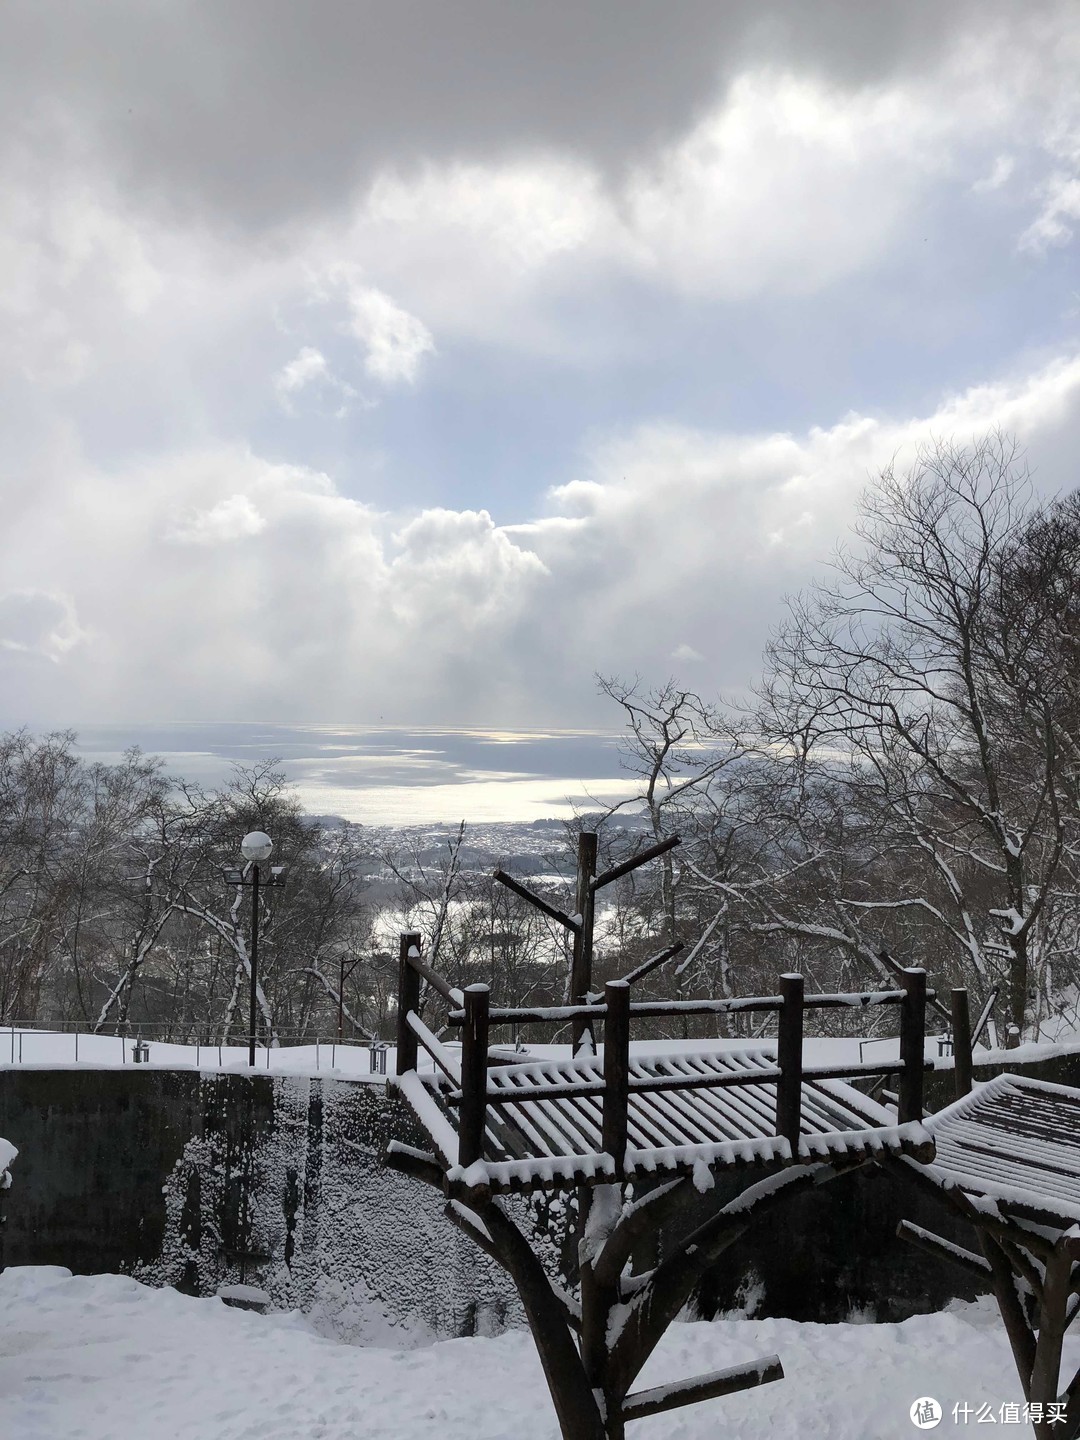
(590, 834, 681, 893)
(491, 868, 581, 933)
(621, 1354, 784, 1422)
(896, 1219, 992, 1280)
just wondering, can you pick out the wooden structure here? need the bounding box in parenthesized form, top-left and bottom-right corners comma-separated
(393, 970, 935, 1198)
(385, 841, 937, 1439)
(892, 1073, 1080, 1440)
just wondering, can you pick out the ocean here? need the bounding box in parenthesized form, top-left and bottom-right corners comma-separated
(68, 722, 642, 826)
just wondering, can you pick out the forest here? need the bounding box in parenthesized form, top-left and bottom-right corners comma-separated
(3, 436, 1078, 1049)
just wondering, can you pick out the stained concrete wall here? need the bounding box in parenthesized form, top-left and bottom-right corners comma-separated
(0, 1067, 518, 1344)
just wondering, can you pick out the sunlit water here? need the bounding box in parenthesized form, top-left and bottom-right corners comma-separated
(70, 722, 642, 825)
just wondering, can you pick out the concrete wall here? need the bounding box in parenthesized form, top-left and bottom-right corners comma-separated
(0, 1067, 518, 1344)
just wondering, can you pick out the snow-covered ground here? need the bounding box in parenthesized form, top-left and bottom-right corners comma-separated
(0, 1265, 1052, 1440)
(0, 1027, 955, 1078)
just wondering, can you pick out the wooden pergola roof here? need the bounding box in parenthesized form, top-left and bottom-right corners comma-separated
(919, 1073, 1080, 1226)
(396, 1043, 934, 1197)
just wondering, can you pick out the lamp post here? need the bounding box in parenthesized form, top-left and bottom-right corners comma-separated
(337, 952, 367, 1042)
(223, 832, 286, 1067)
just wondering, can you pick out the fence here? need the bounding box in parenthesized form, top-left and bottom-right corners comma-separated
(2, 1023, 390, 1075)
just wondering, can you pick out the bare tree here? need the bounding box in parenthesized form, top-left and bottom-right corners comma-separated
(754, 435, 1076, 1035)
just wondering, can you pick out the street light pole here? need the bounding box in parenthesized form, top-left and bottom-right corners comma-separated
(248, 860, 261, 1068)
(223, 832, 286, 1069)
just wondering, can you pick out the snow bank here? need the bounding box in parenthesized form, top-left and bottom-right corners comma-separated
(0, 1266, 1061, 1440)
(0, 1135, 16, 1185)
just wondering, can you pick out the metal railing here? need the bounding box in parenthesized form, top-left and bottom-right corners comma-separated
(2, 1023, 390, 1074)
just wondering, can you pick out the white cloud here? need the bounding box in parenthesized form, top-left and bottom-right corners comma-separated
(3, 11, 1080, 731)
(273, 345, 359, 416)
(3, 351, 1078, 725)
(971, 154, 1015, 193)
(1019, 173, 1080, 253)
(287, 25, 1078, 361)
(341, 282, 435, 384)
(0, 590, 86, 661)
(274, 346, 328, 402)
(620, 69, 951, 300)
(166, 494, 267, 546)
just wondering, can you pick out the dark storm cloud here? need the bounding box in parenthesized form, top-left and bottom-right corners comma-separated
(2, 0, 1048, 233)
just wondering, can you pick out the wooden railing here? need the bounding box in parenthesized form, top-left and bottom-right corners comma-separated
(396, 936, 933, 1170)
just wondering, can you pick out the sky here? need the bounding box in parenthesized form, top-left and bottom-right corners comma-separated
(3, 0, 1080, 733)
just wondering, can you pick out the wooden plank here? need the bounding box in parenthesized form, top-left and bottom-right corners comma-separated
(801, 1059, 935, 1082)
(451, 1002, 603, 1026)
(491, 868, 581, 934)
(610, 940, 684, 991)
(896, 1219, 992, 1279)
(627, 997, 782, 1018)
(404, 947, 462, 1006)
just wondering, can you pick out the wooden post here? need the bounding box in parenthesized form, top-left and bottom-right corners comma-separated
(570, 832, 598, 1054)
(776, 973, 804, 1151)
(951, 987, 973, 1099)
(602, 980, 631, 1177)
(459, 984, 490, 1167)
(395, 930, 422, 1076)
(899, 967, 927, 1124)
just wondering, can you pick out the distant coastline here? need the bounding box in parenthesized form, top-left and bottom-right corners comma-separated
(58, 721, 641, 826)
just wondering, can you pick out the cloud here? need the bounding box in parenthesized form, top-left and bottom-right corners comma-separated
(3, 351, 1078, 726)
(274, 347, 328, 403)
(342, 284, 436, 385)
(273, 346, 359, 416)
(1, 2, 1000, 237)
(2, 3, 1080, 735)
(1020, 174, 1080, 252)
(0, 591, 86, 661)
(166, 494, 268, 546)
(971, 154, 1015, 193)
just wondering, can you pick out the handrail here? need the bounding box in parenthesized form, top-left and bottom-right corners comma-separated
(403, 945, 464, 1006)
(446, 985, 933, 1027)
(405, 1010, 461, 1084)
